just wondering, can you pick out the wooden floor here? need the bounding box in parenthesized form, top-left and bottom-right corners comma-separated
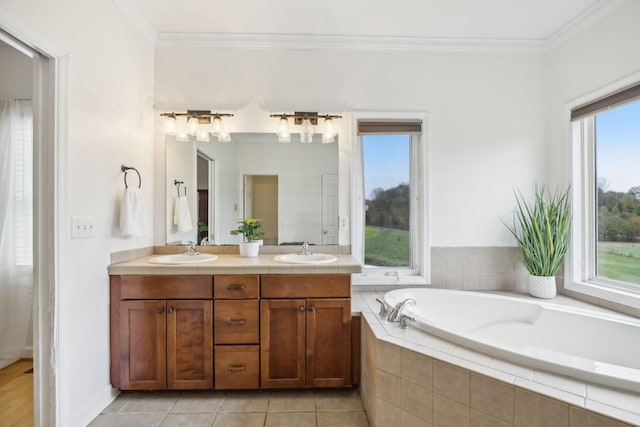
(0, 359, 34, 427)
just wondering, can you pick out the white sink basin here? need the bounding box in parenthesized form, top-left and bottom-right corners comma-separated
(148, 253, 218, 265)
(273, 253, 337, 264)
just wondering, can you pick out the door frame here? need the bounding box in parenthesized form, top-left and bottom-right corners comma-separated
(0, 13, 69, 427)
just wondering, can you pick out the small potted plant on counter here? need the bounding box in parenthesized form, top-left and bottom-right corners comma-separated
(230, 218, 265, 257)
(503, 184, 571, 299)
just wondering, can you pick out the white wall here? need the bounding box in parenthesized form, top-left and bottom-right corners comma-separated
(0, 1, 155, 426)
(155, 47, 548, 247)
(547, 0, 640, 186)
(0, 45, 32, 98)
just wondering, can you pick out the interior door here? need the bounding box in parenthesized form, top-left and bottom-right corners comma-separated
(321, 173, 339, 244)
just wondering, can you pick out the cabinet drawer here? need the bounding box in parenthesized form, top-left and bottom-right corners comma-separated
(261, 274, 350, 298)
(214, 275, 259, 299)
(214, 300, 259, 344)
(215, 345, 259, 389)
(120, 275, 213, 299)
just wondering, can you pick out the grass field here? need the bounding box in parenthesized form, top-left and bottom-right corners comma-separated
(597, 242, 640, 285)
(365, 225, 410, 267)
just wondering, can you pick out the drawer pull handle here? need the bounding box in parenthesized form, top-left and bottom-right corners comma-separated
(227, 284, 245, 291)
(156, 307, 164, 314)
(299, 305, 306, 312)
(308, 305, 315, 312)
(167, 307, 174, 314)
(227, 364, 246, 373)
(226, 318, 246, 326)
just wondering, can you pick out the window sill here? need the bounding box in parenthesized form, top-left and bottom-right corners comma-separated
(565, 279, 640, 310)
(353, 272, 428, 287)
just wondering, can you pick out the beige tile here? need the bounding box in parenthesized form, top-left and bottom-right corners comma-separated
(375, 398, 401, 427)
(377, 340, 402, 377)
(268, 391, 316, 411)
(212, 412, 267, 427)
(171, 391, 224, 413)
(266, 411, 317, 427)
(317, 411, 369, 427)
(470, 372, 514, 424)
(402, 410, 433, 427)
(160, 413, 216, 427)
(87, 413, 166, 427)
(469, 408, 513, 427)
(433, 394, 469, 427)
(433, 360, 470, 406)
(401, 349, 433, 389)
(401, 380, 433, 423)
(219, 392, 270, 412)
(120, 393, 180, 413)
(515, 388, 568, 427)
(376, 369, 403, 406)
(316, 389, 364, 412)
(570, 407, 634, 427)
(101, 395, 130, 414)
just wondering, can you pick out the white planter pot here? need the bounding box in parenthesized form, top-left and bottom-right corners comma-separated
(528, 274, 556, 299)
(239, 241, 260, 258)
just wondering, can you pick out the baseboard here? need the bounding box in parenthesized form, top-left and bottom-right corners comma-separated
(21, 346, 33, 359)
(73, 386, 120, 427)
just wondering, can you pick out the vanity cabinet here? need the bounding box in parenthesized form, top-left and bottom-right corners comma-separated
(110, 275, 213, 390)
(213, 275, 260, 389)
(260, 274, 352, 389)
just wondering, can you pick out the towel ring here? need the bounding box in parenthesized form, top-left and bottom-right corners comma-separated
(174, 180, 186, 197)
(121, 165, 141, 189)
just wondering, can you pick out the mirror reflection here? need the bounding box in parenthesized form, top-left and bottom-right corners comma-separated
(166, 133, 339, 245)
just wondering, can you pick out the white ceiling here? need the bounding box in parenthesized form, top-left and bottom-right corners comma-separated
(127, 0, 614, 43)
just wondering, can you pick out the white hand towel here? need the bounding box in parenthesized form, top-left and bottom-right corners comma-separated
(174, 195, 193, 232)
(120, 187, 146, 237)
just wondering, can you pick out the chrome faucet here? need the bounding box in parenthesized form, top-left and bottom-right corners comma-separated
(399, 314, 415, 329)
(185, 241, 198, 255)
(375, 297, 390, 317)
(300, 241, 312, 256)
(387, 298, 416, 322)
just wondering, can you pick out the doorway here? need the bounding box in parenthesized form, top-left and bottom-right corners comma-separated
(243, 175, 278, 245)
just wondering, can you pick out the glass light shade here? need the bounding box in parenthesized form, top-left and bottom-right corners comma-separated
(211, 116, 223, 135)
(196, 131, 210, 142)
(217, 129, 231, 143)
(322, 118, 336, 143)
(164, 116, 177, 135)
(175, 131, 189, 142)
(187, 116, 199, 135)
(300, 118, 314, 143)
(276, 117, 290, 142)
(278, 133, 291, 143)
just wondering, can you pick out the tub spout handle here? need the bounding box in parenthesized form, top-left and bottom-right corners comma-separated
(399, 314, 415, 329)
(375, 297, 390, 317)
(387, 298, 416, 322)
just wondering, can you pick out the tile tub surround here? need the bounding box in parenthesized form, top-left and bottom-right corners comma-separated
(89, 389, 369, 427)
(356, 291, 640, 427)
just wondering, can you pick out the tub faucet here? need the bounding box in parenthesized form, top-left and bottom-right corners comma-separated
(375, 298, 390, 317)
(387, 298, 416, 322)
(399, 314, 415, 329)
(300, 241, 312, 256)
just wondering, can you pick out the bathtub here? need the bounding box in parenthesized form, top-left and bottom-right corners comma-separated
(383, 288, 640, 393)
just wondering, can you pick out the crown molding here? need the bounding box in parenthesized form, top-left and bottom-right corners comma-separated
(545, 0, 623, 50)
(112, 0, 157, 46)
(156, 32, 547, 54)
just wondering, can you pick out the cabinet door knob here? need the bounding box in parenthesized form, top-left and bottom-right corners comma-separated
(227, 364, 246, 373)
(156, 307, 164, 314)
(299, 305, 306, 312)
(308, 305, 315, 312)
(227, 284, 245, 291)
(167, 307, 174, 314)
(226, 319, 246, 326)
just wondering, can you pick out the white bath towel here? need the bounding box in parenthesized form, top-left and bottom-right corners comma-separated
(120, 187, 146, 237)
(174, 195, 193, 232)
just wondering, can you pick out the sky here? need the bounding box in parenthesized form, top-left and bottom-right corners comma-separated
(362, 135, 410, 199)
(595, 100, 640, 193)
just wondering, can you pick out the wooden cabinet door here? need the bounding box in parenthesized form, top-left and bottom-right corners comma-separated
(260, 299, 306, 388)
(166, 300, 213, 389)
(306, 298, 352, 388)
(120, 300, 167, 390)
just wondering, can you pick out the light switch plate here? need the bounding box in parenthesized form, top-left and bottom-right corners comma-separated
(71, 216, 96, 238)
(339, 216, 348, 230)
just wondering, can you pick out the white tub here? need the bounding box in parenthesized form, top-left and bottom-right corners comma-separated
(383, 288, 640, 393)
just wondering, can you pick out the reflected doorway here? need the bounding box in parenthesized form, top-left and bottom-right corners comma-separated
(243, 175, 278, 245)
(197, 151, 214, 244)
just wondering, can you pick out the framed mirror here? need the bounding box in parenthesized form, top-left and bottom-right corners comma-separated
(165, 132, 339, 245)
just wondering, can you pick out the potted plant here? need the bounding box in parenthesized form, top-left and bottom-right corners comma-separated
(503, 184, 571, 298)
(230, 218, 265, 257)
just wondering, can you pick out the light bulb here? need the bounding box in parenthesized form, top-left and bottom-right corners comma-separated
(211, 116, 223, 135)
(300, 118, 314, 143)
(322, 118, 336, 143)
(164, 115, 176, 135)
(187, 116, 199, 135)
(276, 116, 290, 142)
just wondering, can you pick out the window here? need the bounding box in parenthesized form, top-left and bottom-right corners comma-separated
(569, 80, 640, 307)
(352, 114, 428, 284)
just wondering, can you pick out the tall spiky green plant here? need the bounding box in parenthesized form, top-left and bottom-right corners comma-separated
(503, 185, 571, 277)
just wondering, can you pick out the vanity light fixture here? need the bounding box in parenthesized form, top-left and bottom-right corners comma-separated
(270, 112, 342, 144)
(160, 110, 234, 142)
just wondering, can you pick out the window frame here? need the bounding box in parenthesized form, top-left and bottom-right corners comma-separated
(567, 74, 640, 310)
(351, 112, 429, 286)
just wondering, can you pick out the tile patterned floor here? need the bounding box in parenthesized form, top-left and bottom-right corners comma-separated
(89, 389, 370, 427)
